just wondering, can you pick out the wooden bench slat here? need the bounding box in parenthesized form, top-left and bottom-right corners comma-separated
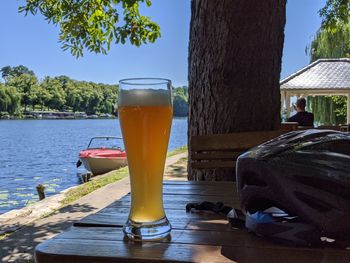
(317, 125, 342, 131)
(190, 131, 284, 172)
(191, 161, 236, 169)
(280, 122, 299, 131)
(191, 152, 241, 160)
(191, 131, 284, 152)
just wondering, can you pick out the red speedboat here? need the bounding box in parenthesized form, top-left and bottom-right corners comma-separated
(77, 137, 127, 175)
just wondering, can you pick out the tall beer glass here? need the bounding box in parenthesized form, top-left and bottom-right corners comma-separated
(118, 78, 172, 240)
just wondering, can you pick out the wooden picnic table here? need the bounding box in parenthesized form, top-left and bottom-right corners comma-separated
(35, 181, 350, 263)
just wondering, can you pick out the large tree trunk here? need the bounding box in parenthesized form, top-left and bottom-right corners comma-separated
(188, 0, 286, 181)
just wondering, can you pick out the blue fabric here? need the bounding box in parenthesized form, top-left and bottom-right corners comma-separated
(247, 211, 275, 223)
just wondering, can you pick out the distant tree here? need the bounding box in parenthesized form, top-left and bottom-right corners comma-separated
(28, 84, 39, 111)
(11, 65, 35, 77)
(65, 82, 82, 112)
(320, 1, 350, 30)
(0, 84, 21, 114)
(306, 22, 349, 125)
(308, 23, 350, 61)
(6, 86, 21, 114)
(1, 65, 34, 82)
(58, 78, 118, 114)
(54, 75, 71, 91)
(1, 66, 12, 82)
(7, 74, 38, 111)
(41, 77, 66, 110)
(29, 84, 51, 111)
(86, 85, 103, 114)
(173, 86, 188, 117)
(0, 86, 10, 112)
(97, 83, 118, 114)
(75, 83, 102, 114)
(0, 67, 126, 115)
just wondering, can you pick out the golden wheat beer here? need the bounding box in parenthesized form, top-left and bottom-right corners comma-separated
(118, 79, 172, 240)
(119, 105, 172, 222)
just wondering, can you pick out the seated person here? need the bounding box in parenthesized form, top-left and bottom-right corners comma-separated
(288, 98, 314, 127)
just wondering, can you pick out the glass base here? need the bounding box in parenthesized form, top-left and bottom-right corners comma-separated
(123, 216, 171, 241)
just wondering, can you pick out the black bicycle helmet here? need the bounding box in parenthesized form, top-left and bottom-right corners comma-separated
(236, 129, 350, 246)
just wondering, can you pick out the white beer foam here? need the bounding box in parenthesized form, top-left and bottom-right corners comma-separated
(118, 89, 171, 107)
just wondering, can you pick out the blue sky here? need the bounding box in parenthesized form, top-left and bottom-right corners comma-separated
(0, 0, 324, 87)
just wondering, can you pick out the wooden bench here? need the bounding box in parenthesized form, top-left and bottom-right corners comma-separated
(190, 130, 284, 170)
(318, 125, 342, 131)
(282, 123, 350, 132)
(189, 126, 348, 180)
(280, 122, 299, 131)
(341, 125, 350, 132)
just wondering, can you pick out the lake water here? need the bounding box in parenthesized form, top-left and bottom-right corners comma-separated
(0, 118, 188, 214)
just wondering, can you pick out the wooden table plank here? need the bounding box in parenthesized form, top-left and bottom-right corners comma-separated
(74, 209, 234, 232)
(57, 227, 246, 246)
(162, 188, 235, 196)
(163, 181, 234, 186)
(35, 238, 236, 263)
(104, 194, 239, 210)
(162, 184, 235, 196)
(35, 237, 350, 263)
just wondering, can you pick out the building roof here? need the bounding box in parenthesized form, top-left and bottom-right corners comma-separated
(280, 58, 350, 91)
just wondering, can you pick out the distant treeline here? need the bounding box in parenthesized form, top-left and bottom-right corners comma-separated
(0, 65, 188, 118)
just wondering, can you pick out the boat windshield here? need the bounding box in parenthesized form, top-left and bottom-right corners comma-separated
(87, 137, 125, 149)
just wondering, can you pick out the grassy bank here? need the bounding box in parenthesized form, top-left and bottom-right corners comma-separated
(167, 145, 187, 157)
(61, 167, 129, 206)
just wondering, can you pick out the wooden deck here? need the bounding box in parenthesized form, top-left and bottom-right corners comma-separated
(35, 181, 350, 263)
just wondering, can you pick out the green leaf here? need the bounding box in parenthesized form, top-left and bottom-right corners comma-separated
(19, 0, 161, 58)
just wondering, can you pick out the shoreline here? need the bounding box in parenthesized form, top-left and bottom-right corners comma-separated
(0, 147, 188, 235)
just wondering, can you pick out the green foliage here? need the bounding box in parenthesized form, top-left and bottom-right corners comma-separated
(1, 65, 34, 82)
(307, 96, 346, 125)
(1, 65, 189, 117)
(307, 22, 350, 61)
(41, 77, 67, 110)
(1, 66, 11, 81)
(306, 22, 349, 125)
(173, 86, 188, 117)
(2, 67, 119, 115)
(19, 0, 160, 57)
(0, 84, 21, 114)
(320, 0, 350, 30)
(332, 95, 347, 121)
(7, 74, 38, 111)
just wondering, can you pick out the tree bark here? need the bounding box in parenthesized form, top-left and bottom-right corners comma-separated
(188, 0, 286, 181)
